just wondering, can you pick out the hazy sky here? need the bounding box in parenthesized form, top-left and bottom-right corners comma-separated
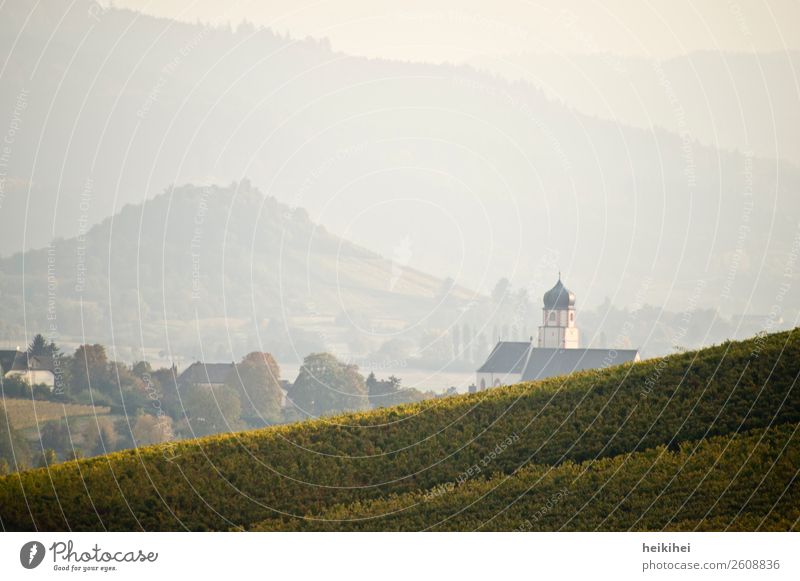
(108, 0, 800, 62)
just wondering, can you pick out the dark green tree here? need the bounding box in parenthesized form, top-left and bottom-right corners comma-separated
(70, 344, 111, 394)
(290, 353, 368, 416)
(28, 334, 48, 356)
(28, 334, 60, 357)
(131, 361, 153, 378)
(40, 421, 70, 454)
(0, 405, 31, 471)
(491, 278, 511, 304)
(228, 352, 283, 422)
(35, 448, 58, 468)
(182, 385, 242, 437)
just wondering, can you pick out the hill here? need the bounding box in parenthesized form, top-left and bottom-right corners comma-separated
(0, 181, 474, 362)
(469, 51, 800, 166)
(0, 0, 798, 316)
(251, 423, 800, 531)
(0, 328, 797, 531)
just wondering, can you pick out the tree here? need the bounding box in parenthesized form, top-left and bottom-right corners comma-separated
(40, 421, 70, 454)
(150, 366, 182, 420)
(491, 278, 511, 304)
(451, 326, 462, 360)
(227, 352, 283, 422)
(35, 448, 58, 468)
(111, 361, 149, 411)
(66, 449, 84, 462)
(289, 353, 368, 416)
(80, 417, 119, 455)
(367, 373, 400, 398)
(131, 361, 153, 377)
(28, 334, 48, 356)
(70, 344, 110, 394)
(0, 405, 31, 471)
(182, 385, 242, 437)
(28, 334, 61, 360)
(367, 374, 422, 408)
(366, 372, 379, 395)
(131, 414, 174, 446)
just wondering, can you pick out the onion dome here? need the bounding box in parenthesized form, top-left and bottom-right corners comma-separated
(543, 275, 575, 309)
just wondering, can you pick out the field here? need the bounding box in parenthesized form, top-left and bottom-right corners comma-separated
(0, 398, 111, 430)
(0, 329, 798, 531)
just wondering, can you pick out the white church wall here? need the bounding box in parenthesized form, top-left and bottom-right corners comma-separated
(476, 371, 522, 390)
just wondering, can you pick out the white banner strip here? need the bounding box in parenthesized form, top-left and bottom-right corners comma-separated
(1, 532, 798, 580)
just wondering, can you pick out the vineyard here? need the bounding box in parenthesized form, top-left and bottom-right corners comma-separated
(0, 329, 798, 531)
(252, 423, 799, 531)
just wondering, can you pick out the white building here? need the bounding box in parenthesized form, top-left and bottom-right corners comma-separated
(1, 351, 56, 388)
(476, 276, 640, 389)
(537, 275, 580, 349)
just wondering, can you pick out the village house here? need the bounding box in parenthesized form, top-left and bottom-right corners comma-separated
(0, 349, 56, 389)
(178, 361, 291, 407)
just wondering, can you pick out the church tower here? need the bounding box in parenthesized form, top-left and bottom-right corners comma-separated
(537, 274, 579, 349)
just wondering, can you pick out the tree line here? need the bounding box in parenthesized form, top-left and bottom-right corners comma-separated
(1, 334, 433, 472)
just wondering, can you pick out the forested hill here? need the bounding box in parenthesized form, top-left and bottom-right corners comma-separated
(0, 181, 470, 357)
(1, 0, 798, 315)
(1, 328, 797, 531)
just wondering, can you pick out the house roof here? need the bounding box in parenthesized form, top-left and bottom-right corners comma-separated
(5, 352, 54, 373)
(0, 350, 21, 374)
(477, 342, 532, 374)
(179, 362, 235, 385)
(521, 348, 639, 382)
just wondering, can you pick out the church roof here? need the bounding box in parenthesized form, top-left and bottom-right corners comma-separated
(477, 342, 532, 374)
(543, 277, 575, 309)
(521, 348, 639, 382)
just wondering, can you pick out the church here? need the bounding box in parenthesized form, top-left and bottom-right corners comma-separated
(476, 275, 640, 389)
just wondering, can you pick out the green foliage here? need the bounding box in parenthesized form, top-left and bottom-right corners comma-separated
(0, 374, 35, 399)
(39, 421, 70, 453)
(290, 353, 369, 416)
(28, 333, 59, 357)
(181, 385, 242, 437)
(228, 352, 282, 422)
(34, 449, 58, 468)
(0, 329, 798, 531)
(131, 414, 173, 447)
(253, 424, 799, 531)
(70, 344, 110, 394)
(0, 404, 31, 471)
(368, 373, 430, 408)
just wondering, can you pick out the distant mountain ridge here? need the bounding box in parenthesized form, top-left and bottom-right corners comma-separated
(469, 51, 800, 165)
(0, 0, 798, 316)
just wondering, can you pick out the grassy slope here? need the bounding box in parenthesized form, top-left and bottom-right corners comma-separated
(0, 329, 798, 531)
(251, 424, 799, 531)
